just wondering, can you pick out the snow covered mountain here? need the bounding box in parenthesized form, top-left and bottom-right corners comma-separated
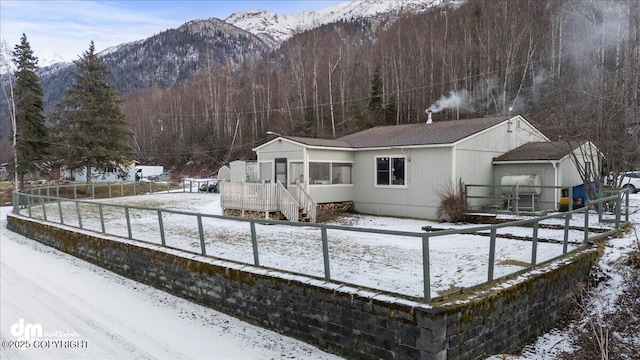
(226, 0, 454, 47)
(0, 36, 67, 74)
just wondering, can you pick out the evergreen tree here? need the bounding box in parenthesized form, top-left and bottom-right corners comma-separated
(12, 34, 48, 189)
(368, 67, 383, 112)
(52, 41, 133, 187)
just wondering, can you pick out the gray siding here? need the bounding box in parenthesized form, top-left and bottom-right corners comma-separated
(493, 164, 558, 211)
(307, 148, 353, 162)
(258, 140, 305, 162)
(352, 147, 452, 219)
(457, 120, 550, 211)
(309, 185, 354, 203)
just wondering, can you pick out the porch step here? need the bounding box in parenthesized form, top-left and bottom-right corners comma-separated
(299, 208, 310, 222)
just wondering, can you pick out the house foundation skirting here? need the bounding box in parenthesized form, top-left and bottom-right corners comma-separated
(7, 214, 599, 360)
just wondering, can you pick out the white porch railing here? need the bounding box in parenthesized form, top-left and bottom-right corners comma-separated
(277, 182, 300, 222)
(220, 182, 279, 213)
(220, 181, 305, 222)
(296, 180, 317, 223)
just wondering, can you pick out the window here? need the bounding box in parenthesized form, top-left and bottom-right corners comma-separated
(331, 163, 352, 184)
(309, 162, 352, 185)
(259, 162, 272, 182)
(309, 162, 331, 184)
(376, 156, 406, 186)
(289, 162, 304, 185)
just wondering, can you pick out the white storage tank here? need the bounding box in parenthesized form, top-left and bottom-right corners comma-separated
(500, 174, 542, 195)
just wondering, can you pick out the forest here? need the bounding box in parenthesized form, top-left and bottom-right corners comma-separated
(6, 0, 638, 176)
(121, 0, 639, 174)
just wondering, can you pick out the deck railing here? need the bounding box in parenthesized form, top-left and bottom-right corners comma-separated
(296, 180, 317, 223)
(277, 182, 300, 221)
(220, 181, 278, 212)
(10, 184, 631, 302)
(220, 181, 302, 221)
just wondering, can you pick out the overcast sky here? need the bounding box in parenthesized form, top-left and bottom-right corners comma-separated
(1, 0, 343, 61)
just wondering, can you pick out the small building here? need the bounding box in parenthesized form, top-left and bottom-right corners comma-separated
(0, 163, 8, 181)
(69, 161, 137, 182)
(216, 165, 231, 182)
(492, 141, 601, 210)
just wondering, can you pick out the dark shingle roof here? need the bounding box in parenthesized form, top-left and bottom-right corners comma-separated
(493, 142, 573, 162)
(283, 136, 351, 148)
(280, 116, 508, 149)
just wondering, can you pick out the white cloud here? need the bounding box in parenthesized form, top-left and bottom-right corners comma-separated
(0, 1, 189, 60)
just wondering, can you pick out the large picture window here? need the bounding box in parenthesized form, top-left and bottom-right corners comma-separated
(309, 162, 352, 185)
(376, 156, 406, 186)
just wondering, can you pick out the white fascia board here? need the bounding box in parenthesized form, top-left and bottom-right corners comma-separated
(492, 160, 558, 165)
(252, 137, 310, 152)
(347, 143, 451, 152)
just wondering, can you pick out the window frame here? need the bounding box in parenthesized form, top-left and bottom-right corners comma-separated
(308, 161, 353, 185)
(374, 155, 407, 188)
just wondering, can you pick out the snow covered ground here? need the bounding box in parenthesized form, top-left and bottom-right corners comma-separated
(490, 192, 640, 359)
(18, 189, 617, 298)
(2, 185, 637, 359)
(0, 205, 342, 360)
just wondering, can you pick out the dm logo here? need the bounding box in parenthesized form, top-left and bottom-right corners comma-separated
(10, 319, 43, 341)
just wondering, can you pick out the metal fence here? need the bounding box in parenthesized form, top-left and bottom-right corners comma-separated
(10, 183, 630, 302)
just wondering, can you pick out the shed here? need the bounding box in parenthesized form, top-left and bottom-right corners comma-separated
(216, 165, 231, 182)
(492, 141, 601, 211)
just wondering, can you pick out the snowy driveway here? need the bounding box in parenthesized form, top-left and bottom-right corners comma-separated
(0, 206, 341, 360)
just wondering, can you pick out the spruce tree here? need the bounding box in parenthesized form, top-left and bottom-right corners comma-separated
(12, 33, 47, 189)
(52, 41, 133, 187)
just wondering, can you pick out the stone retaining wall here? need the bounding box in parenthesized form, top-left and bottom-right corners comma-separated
(7, 214, 600, 359)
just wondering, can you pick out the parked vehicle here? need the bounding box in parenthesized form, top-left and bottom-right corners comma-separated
(618, 171, 640, 193)
(198, 180, 219, 193)
(135, 165, 163, 181)
(148, 172, 172, 182)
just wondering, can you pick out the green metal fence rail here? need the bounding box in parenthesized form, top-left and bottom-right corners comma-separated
(9, 184, 630, 302)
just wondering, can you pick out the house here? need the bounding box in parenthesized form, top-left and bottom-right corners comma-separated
(68, 161, 137, 182)
(224, 115, 596, 221)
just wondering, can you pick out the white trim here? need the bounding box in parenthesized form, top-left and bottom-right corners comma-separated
(373, 154, 408, 189)
(493, 160, 561, 165)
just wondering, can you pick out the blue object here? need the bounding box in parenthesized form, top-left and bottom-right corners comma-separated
(570, 182, 597, 202)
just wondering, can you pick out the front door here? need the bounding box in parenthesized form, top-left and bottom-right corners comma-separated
(275, 158, 287, 188)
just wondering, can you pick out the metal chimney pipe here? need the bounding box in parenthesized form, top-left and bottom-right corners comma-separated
(425, 109, 433, 124)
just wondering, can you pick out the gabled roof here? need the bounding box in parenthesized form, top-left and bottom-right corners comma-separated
(493, 142, 574, 162)
(260, 116, 511, 150)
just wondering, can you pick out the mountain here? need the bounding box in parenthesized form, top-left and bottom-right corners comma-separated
(226, 0, 456, 47)
(33, 18, 270, 111)
(8, 0, 454, 112)
(0, 36, 67, 74)
(98, 18, 269, 93)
